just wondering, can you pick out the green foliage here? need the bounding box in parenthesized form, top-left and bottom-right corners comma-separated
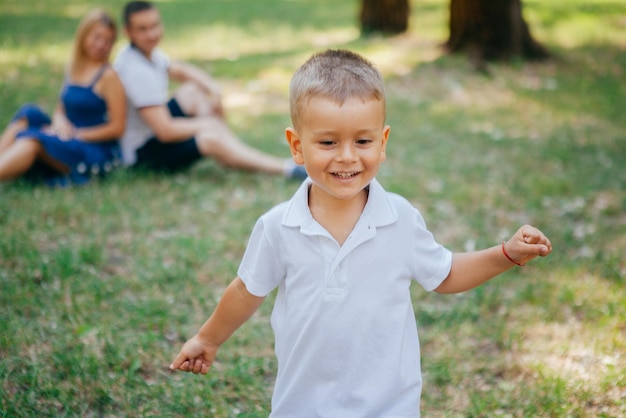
(1, 0, 625, 416)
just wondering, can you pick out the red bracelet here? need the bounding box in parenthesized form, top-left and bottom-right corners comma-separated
(502, 241, 524, 266)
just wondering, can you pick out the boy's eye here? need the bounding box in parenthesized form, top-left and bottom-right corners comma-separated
(319, 140, 335, 146)
(357, 138, 372, 145)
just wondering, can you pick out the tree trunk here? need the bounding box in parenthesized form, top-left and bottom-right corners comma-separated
(445, 0, 549, 69)
(360, 0, 410, 35)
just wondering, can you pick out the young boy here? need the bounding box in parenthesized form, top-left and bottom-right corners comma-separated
(170, 49, 552, 417)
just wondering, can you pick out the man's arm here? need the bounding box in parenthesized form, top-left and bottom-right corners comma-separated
(139, 60, 225, 142)
(138, 105, 211, 142)
(168, 60, 222, 98)
(170, 277, 265, 375)
(435, 225, 552, 294)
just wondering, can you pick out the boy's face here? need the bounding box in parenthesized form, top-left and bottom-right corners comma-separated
(286, 96, 390, 204)
(124, 7, 163, 57)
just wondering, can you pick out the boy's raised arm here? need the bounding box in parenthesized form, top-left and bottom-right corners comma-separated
(435, 225, 552, 294)
(170, 277, 265, 375)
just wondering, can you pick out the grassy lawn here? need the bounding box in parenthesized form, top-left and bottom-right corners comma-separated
(1, 0, 625, 416)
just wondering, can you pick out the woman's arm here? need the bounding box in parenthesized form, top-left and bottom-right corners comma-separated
(50, 103, 75, 140)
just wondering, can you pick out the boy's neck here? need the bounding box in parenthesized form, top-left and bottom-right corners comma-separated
(308, 186, 369, 246)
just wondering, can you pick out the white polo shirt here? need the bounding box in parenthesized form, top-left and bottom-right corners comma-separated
(113, 45, 170, 165)
(238, 178, 452, 418)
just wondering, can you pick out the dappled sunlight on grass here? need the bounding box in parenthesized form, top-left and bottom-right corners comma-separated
(525, 0, 626, 48)
(519, 321, 624, 386)
(163, 23, 359, 62)
(363, 34, 445, 76)
(0, 45, 69, 75)
(417, 265, 626, 415)
(512, 270, 626, 414)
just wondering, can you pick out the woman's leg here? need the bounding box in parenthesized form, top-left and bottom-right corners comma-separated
(0, 119, 27, 155)
(0, 139, 68, 181)
(1, 105, 51, 155)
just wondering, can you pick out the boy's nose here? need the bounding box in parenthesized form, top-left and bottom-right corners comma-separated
(337, 144, 357, 162)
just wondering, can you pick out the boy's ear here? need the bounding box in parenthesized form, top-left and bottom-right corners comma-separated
(285, 128, 304, 165)
(380, 125, 390, 162)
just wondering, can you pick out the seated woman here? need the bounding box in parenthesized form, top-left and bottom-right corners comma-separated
(0, 8, 125, 186)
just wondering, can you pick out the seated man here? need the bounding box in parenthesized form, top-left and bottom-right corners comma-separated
(114, 1, 306, 179)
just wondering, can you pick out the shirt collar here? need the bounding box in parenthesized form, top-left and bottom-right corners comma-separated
(282, 177, 398, 230)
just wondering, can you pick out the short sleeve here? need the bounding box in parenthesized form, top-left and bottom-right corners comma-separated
(237, 217, 285, 297)
(114, 47, 169, 108)
(408, 207, 452, 291)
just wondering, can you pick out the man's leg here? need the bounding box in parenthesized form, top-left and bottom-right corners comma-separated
(194, 118, 293, 175)
(173, 82, 224, 118)
(172, 82, 304, 177)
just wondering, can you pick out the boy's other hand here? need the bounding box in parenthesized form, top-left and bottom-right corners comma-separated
(505, 225, 552, 266)
(169, 335, 218, 375)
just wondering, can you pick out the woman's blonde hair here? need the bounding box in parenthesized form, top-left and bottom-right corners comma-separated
(69, 9, 117, 78)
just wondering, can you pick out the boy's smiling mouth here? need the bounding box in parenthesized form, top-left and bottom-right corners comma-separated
(332, 171, 360, 179)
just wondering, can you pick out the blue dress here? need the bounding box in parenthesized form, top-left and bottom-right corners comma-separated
(12, 65, 121, 186)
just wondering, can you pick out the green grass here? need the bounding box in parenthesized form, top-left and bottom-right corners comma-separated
(1, 0, 625, 416)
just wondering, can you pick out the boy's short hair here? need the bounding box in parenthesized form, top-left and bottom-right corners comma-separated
(289, 49, 386, 129)
(123, 1, 155, 27)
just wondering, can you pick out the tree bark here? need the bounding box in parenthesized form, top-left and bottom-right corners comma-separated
(360, 0, 410, 35)
(445, 0, 549, 68)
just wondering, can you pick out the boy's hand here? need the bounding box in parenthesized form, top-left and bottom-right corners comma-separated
(169, 335, 218, 375)
(504, 225, 552, 266)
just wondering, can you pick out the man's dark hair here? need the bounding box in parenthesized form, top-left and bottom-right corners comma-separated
(123, 1, 155, 26)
